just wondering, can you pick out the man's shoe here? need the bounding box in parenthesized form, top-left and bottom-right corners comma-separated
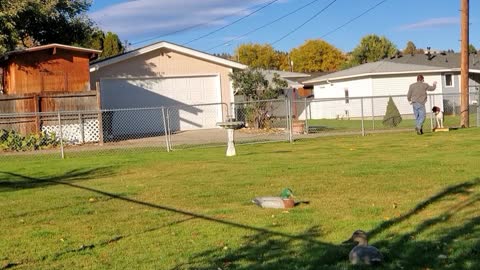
(420, 128, 424, 134)
(415, 127, 422, 135)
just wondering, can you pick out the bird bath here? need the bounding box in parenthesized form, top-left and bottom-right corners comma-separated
(217, 121, 244, 156)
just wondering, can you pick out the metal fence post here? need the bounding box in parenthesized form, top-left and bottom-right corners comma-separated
(429, 96, 433, 131)
(304, 97, 309, 133)
(477, 101, 479, 128)
(286, 98, 293, 143)
(78, 113, 85, 144)
(229, 102, 235, 120)
(360, 97, 365, 136)
(166, 108, 172, 151)
(476, 92, 480, 127)
(161, 107, 170, 152)
(371, 97, 375, 130)
(309, 99, 313, 123)
(57, 111, 65, 159)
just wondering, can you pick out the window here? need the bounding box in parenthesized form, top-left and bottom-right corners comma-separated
(344, 88, 349, 104)
(445, 74, 453, 87)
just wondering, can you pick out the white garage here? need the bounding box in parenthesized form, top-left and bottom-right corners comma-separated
(89, 41, 246, 139)
(100, 75, 223, 137)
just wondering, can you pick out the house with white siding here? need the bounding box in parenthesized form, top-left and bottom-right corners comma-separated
(302, 53, 480, 119)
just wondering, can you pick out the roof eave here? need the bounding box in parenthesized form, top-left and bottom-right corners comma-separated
(90, 41, 247, 72)
(3, 43, 101, 57)
(304, 68, 456, 84)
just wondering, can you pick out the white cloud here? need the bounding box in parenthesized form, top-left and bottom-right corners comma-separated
(398, 17, 459, 30)
(89, 0, 278, 39)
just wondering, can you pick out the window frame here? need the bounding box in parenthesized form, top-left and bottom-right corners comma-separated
(444, 73, 454, 87)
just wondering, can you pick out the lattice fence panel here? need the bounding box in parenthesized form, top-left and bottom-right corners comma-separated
(42, 119, 99, 144)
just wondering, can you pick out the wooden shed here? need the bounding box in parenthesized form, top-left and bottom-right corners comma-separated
(1, 43, 101, 94)
(0, 44, 102, 139)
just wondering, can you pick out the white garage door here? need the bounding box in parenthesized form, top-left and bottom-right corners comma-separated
(100, 75, 222, 137)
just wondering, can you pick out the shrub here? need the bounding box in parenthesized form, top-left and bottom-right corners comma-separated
(382, 97, 402, 127)
(229, 69, 287, 129)
(0, 129, 59, 152)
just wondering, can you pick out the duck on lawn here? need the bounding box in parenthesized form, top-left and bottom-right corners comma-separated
(252, 188, 295, 209)
(343, 230, 383, 265)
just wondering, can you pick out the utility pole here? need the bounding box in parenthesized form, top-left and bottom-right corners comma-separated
(460, 0, 469, 127)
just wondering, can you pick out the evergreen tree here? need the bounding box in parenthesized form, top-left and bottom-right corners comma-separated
(88, 30, 105, 51)
(102, 32, 123, 58)
(382, 97, 402, 127)
(469, 44, 477, 54)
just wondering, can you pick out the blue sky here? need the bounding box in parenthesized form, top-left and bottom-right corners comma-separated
(89, 0, 479, 54)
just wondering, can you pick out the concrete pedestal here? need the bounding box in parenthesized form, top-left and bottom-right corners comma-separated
(217, 121, 244, 157)
(226, 128, 236, 156)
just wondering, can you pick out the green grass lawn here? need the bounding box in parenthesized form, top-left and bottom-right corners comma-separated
(307, 114, 478, 132)
(1, 128, 480, 269)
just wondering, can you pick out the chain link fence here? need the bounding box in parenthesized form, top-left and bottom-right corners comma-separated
(293, 91, 479, 138)
(231, 99, 291, 145)
(0, 91, 478, 160)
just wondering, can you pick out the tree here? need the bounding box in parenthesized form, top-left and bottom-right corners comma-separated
(0, 1, 26, 53)
(350, 34, 397, 65)
(469, 44, 477, 54)
(88, 30, 105, 51)
(403, 41, 424, 55)
(289, 39, 345, 72)
(229, 68, 287, 128)
(403, 41, 416, 55)
(382, 97, 402, 127)
(102, 32, 124, 58)
(274, 50, 291, 71)
(213, 53, 234, 60)
(83, 30, 124, 59)
(0, 0, 95, 53)
(234, 43, 282, 69)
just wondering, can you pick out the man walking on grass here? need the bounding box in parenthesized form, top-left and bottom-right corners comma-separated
(407, 74, 437, 135)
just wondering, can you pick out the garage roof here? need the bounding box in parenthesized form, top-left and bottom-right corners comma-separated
(303, 61, 451, 84)
(1, 43, 101, 63)
(90, 41, 247, 72)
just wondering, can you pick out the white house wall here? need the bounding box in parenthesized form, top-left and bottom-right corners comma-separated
(372, 74, 444, 117)
(309, 78, 373, 119)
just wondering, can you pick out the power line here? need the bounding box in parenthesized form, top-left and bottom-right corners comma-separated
(271, 0, 337, 46)
(321, 0, 388, 38)
(182, 0, 281, 46)
(206, 0, 324, 52)
(130, 2, 275, 46)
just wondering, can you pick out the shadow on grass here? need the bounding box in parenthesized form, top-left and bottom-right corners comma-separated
(0, 171, 338, 261)
(176, 178, 480, 270)
(1, 170, 479, 269)
(0, 168, 114, 192)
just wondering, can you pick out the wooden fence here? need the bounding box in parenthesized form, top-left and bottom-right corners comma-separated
(0, 92, 99, 134)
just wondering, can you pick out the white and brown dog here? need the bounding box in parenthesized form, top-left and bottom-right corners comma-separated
(432, 106, 444, 130)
